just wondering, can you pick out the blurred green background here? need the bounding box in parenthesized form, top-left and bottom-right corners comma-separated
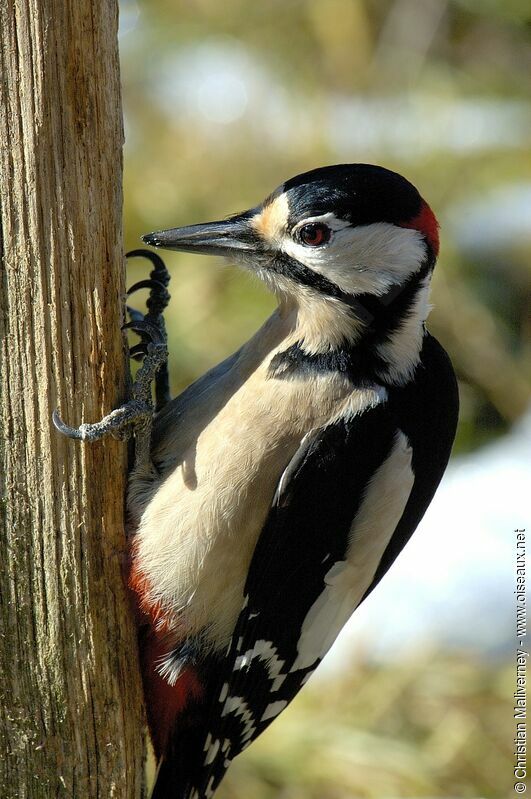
(120, 1, 530, 796)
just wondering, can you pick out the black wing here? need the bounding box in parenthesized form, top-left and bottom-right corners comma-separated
(156, 333, 458, 799)
(363, 334, 459, 598)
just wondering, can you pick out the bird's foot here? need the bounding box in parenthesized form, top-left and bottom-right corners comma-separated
(126, 249, 171, 412)
(53, 250, 170, 471)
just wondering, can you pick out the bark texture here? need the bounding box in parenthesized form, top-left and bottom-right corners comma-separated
(0, 2, 145, 797)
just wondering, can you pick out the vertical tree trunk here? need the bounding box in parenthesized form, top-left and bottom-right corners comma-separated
(0, 2, 145, 797)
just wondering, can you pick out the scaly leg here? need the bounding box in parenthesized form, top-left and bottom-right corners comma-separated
(126, 249, 171, 412)
(53, 251, 171, 472)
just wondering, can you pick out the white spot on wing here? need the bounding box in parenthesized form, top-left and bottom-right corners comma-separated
(292, 430, 414, 671)
(221, 696, 256, 743)
(219, 682, 229, 703)
(271, 674, 287, 691)
(233, 640, 287, 684)
(234, 652, 251, 670)
(261, 700, 288, 722)
(204, 738, 220, 765)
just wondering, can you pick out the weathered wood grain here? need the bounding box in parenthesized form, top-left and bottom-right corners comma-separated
(0, 2, 145, 796)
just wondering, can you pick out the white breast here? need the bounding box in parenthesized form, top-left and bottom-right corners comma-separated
(128, 312, 388, 653)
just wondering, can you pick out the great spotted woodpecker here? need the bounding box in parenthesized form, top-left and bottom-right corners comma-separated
(55, 164, 458, 798)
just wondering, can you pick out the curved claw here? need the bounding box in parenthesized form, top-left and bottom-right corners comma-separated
(52, 409, 83, 439)
(126, 249, 170, 285)
(126, 279, 170, 309)
(122, 319, 164, 345)
(127, 278, 167, 296)
(129, 342, 148, 361)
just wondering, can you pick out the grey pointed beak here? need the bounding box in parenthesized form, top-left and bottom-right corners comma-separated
(142, 214, 259, 258)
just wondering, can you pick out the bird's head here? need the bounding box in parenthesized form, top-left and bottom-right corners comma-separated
(144, 163, 437, 301)
(143, 165, 439, 377)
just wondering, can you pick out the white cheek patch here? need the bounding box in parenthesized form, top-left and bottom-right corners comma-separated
(281, 221, 427, 296)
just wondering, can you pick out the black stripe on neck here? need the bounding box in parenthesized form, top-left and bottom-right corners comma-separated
(269, 251, 434, 331)
(268, 342, 388, 385)
(269, 252, 357, 305)
(269, 254, 434, 384)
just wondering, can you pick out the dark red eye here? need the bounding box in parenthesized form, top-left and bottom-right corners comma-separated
(298, 223, 331, 247)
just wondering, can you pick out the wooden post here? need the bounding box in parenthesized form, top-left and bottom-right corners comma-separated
(0, 2, 145, 796)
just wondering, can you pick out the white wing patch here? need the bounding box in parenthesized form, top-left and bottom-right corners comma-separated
(292, 429, 414, 671)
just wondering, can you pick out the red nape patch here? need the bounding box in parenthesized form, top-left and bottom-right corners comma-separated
(141, 632, 204, 759)
(400, 201, 440, 257)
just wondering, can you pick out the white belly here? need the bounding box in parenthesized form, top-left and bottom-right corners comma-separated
(127, 309, 383, 652)
(130, 364, 357, 650)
